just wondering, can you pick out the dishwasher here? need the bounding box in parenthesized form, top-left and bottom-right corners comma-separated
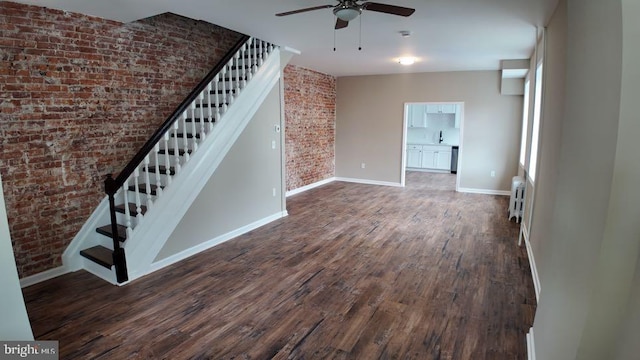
(451, 146, 459, 174)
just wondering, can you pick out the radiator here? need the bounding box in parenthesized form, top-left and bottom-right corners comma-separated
(509, 176, 525, 223)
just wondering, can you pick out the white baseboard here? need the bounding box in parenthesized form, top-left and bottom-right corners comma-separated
(457, 187, 511, 196)
(20, 265, 70, 288)
(286, 177, 336, 197)
(144, 211, 288, 277)
(522, 225, 541, 302)
(527, 327, 536, 360)
(334, 177, 403, 188)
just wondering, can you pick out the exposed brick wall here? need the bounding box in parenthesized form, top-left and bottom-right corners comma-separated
(0, 1, 242, 277)
(283, 65, 336, 191)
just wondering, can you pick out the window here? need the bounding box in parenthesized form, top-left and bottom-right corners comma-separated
(519, 78, 531, 167)
(529, 63, 544, 182)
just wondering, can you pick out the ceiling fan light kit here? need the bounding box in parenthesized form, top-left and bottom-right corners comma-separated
(334, 6, 362, 21)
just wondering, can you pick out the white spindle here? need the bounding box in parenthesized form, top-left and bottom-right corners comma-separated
(181, 111, 190, 162)
(173, 122, 181, 173)
(228, 59, 235, 105)
(198, 91, 206, 140)
(163, 132, 172, 186)
(240, 43, 248, 88)
(152, 144, 162, 197)
(251, 38, 258, 75)
(133, 168, 143, 223)
(214, 74, 221, 122)
(234, 51, 241, 92)
(190, 101, 198, 151)
(206, 82, 214, 132)
(221, 67, 228, 113)
(123, 178, 132, 237)
(259, 40, 264, 66)
(143, 157, 153, 209)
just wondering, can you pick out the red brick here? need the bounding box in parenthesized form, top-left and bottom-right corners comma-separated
(283, 65, 336, 191)
(1, 2, 242, 278)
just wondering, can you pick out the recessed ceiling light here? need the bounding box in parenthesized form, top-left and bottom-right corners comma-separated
(398, 57, 416, 65)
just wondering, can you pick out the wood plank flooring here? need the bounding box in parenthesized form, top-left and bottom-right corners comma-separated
(23, 171, 536, 359)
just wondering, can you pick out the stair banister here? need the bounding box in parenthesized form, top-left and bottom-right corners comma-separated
(102, 35, 250, 282)
(104, 35, 251, 195)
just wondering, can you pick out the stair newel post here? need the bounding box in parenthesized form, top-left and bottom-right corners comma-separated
(105, 175, 128, 283)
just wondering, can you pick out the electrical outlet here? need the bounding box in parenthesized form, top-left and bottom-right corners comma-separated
(271, 140, 276, 149)
(361, 163, 366, 169)
(490, 170, 496, 177)
(272, 188, 276, 197)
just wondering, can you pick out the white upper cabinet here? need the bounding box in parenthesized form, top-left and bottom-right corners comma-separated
(408, 104, 427, 128)
(426, 104, 457, 114)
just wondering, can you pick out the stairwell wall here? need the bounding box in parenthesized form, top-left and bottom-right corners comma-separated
(0, 1, 242, 277)
(155, 83, 284, 260)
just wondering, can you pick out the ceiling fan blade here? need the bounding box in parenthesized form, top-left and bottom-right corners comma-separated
(335, 18, 349, 29)
(361, 2, 415, 17)
(276, 5, 334, 17)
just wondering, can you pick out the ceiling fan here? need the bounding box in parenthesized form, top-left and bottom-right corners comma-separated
(276, 0, 415, 29)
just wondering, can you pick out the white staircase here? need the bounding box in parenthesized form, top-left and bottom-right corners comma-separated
(62, 36, 284, 284)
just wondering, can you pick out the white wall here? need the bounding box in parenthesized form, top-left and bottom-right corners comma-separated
(155, 83, 284, 260)
(530, 0, 640, 358)
(0, 174, 34, 340)
(528, 0, 567, 291)
(336, 71, 522, 192)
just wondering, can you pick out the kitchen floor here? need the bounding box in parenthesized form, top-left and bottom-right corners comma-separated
(405, 170, 457, 191)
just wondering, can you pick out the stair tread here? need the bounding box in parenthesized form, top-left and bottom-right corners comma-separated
(115, 202, 147, 216)
(185, 117, 214, 123)
(158, 148, 191, 156)
(96, 224, 127, 241)
(171, 133, 201, 139)
(145, 165, 176, 175)
(128, 183, 163, 195)
(195, 102, 229, 108)
(80, 245, 113, 269)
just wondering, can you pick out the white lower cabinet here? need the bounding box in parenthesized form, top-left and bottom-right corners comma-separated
(407, 145, 423, 168)
(407, 144, 452, 171)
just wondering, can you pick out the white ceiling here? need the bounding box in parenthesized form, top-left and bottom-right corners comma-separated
(13, 0, 560, 77)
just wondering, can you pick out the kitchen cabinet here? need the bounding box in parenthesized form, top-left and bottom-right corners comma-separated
(409, 105, 427, 128)
(407, 144, 452, 171)
(426, 104, 457, 114)
(406, 145, 423, 168)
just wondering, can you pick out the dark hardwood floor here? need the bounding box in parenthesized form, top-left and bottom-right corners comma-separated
(23, 171, 536, 359)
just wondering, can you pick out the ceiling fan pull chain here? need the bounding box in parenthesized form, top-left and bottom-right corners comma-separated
(358, 14, 362, 51)
(333, 27, 337, 51)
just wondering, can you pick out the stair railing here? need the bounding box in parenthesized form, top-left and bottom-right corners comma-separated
(104, 35, 276, 282)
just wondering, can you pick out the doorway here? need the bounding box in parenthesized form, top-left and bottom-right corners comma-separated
(401, 102, 465, 191)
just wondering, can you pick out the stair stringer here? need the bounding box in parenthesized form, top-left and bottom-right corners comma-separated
(124, 47, 283, 283)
